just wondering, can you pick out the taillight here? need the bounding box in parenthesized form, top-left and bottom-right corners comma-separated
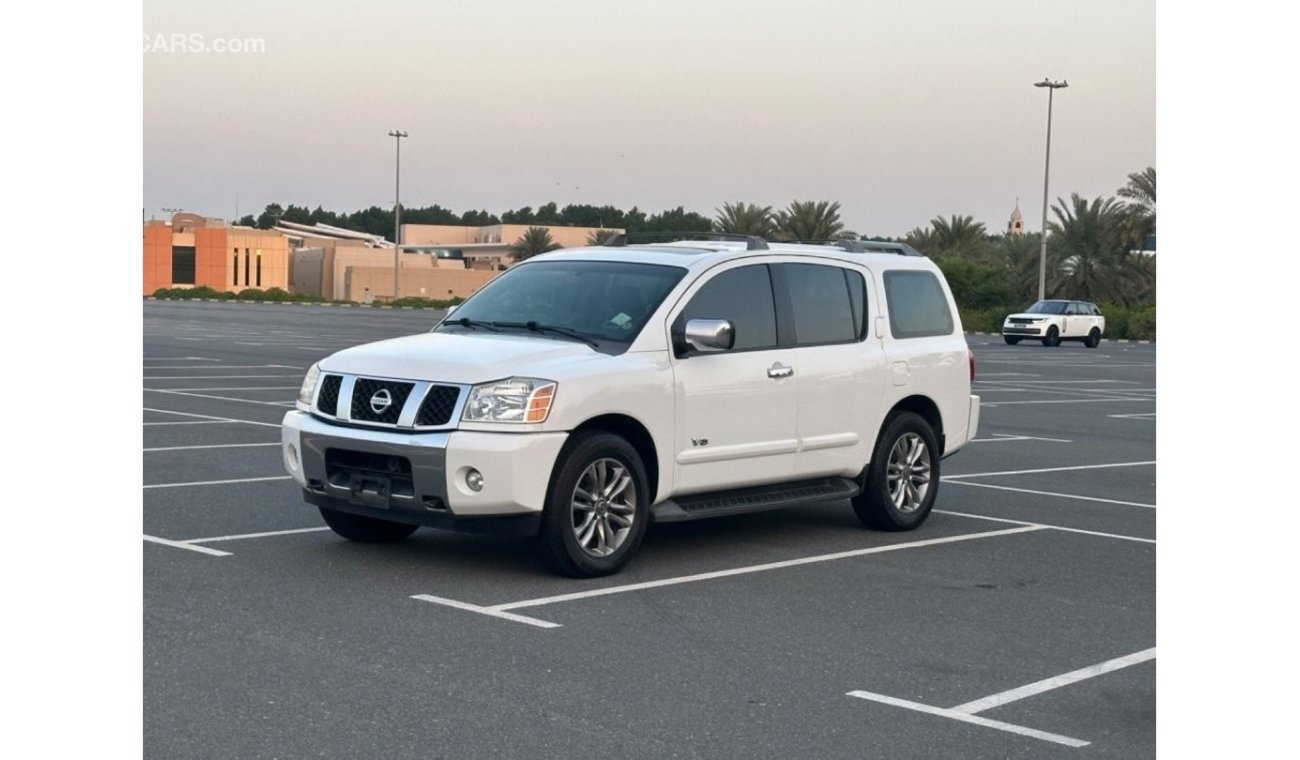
(968, 349, 976, 383)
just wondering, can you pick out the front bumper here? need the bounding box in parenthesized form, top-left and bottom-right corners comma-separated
(1002, 325, 1044, 336)
(281, 410, 569, 521)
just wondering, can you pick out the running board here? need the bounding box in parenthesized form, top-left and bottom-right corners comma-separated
(652, 477, 860, 523)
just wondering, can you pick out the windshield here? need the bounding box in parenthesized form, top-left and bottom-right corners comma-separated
(438, 260, 687, 345)
(1026, 300, 1068, 315)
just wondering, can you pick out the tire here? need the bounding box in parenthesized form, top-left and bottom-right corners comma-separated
(1085, 328, 1101, 348)
(852, 412, 940, 531)
(318, 505, 419, 543)
(1004, 336, 1021, 345)
(538, 431, 650, 578)
(1042, 326, 1061, 347)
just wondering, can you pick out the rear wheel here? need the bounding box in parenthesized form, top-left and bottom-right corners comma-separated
(852, 412, 940, 531)
(1085, 328, 1102, 348)
(539, 431, 650, 578)
(318, 506, 418, 543)
(1042, 326, 1061, 347)
(1004, 336, 1021, 345)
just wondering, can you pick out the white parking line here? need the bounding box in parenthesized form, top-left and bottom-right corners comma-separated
(935, 510, 1156, 544)
(492, 526, 1044, 612)
(143, 420, 240, 427)
(970, 434, 1073, 444)
(143, 357, 219, 361)
(144, 442, 280, 452)
(143, 535, 232, 557)
(142, 408, 281, 428)
(950, 648, 1156, 714)
(984, 397, 1152, 407)
(143, 365, 299, 371)
(145, 389, 294, 407)
(411, 595, 562, 629)
(846, 690, 1089, 748)
(141, 374, 303, 380)
(185, 526, 331, 543)
(143, 386, 298, 392)
(943, 480, 1155, 508)
(1109, 412, 1157, 420)
(945, 461, 1155, 480)
(144, 475, 292, 489)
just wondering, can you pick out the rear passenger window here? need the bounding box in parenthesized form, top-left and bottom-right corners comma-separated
(883, 270, 954, 339)
(783, 263, 862, 345)
(681, 264, 777, 350)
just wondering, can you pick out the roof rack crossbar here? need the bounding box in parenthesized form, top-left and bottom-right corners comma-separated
(603, 231, 769, 251)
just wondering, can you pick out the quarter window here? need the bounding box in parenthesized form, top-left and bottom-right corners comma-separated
(680, 265, 777, 351)
(883, 270, 954, 339)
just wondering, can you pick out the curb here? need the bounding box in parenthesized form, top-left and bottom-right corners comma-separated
(968, 331, 1153, 344)
(144, 296, 451, 311)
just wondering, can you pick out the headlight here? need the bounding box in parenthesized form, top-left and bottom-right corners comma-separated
(297, 363, 321, 409)
(463, 377, 557, 423)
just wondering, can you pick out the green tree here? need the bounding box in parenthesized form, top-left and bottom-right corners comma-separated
(509, 227, 562, 260)
(929, 215, 990, 260)
(775, 200, 849, 240)
(1117, 166, 1156, 252)
(714, 202, 777, 237)
(1048, 194, 1153, 305)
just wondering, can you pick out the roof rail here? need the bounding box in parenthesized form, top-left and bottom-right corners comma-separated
(603, 231, 769, 251)
(781, 239, 925, 257)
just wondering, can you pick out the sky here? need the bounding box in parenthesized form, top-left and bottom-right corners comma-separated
(143, 0, 1154, 238)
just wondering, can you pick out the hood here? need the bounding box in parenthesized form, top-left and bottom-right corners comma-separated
(319, 331, 598, 384)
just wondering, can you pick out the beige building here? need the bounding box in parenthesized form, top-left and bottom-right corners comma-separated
(290, 245, 497, 302)
(402, 223, 622, 269)
(144, 214, 289, 295)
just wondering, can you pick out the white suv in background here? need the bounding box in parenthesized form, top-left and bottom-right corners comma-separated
(1002, 299, 1106, 348)
(281, 236, 980, 577)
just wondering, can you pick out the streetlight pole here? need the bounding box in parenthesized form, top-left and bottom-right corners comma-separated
(1034, 78, 1068, 301)
(388, 129, 408, 300)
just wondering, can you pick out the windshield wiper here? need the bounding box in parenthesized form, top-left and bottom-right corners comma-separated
(441, 317, 502, 333)
(495, 321, 599, 349)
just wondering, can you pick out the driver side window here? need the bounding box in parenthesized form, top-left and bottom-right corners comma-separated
(679, 265, 778, 351)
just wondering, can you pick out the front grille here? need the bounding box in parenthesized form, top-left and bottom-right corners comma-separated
(1009, 317, 1036, 324)
(350, 378, 415, 424)
(316, 375, 342, 415)
(416, 385, 460, 427)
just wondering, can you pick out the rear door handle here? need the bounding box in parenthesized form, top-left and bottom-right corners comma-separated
(767, 363, 794, 379)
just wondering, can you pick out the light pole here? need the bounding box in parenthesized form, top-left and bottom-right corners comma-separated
(388, 129, 408, 300)
(1034, 78, 1067, 301)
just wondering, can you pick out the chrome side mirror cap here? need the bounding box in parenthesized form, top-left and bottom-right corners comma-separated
(684, 318, 734, 353)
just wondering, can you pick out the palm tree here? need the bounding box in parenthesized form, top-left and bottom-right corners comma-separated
(774, 200, 850, 241)
(903, 226, 939, 257)
(929, 215, 989, 260)
(1048, 194, 1153, 305)
(586, 228, 618, 245)
(714, 202, 777, 238)
(1117, 167, 1156, 252)
(509, 227, 562, 261)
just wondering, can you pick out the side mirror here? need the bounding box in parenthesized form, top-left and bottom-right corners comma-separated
(436, 304, 458, 327)
(683, 318, 734, 353)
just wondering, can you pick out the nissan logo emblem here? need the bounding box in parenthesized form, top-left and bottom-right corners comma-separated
(369, 388, 393, 414)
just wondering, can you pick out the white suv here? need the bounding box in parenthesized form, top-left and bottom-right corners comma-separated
(281, 237, 980, 577)
(1002, 300, 1106, 348)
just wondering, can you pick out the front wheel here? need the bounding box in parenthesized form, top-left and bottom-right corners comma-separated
(539, 431, 650, 578)
(1004, 336, 1021, 345)
(1085, 328, 1102, 348)
(318, 506, 419, 543)
(1042, 326, 1061, 347)
(852, 412, 940, 531)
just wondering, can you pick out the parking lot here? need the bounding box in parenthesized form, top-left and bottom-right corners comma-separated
(144, 300, 1155, 758)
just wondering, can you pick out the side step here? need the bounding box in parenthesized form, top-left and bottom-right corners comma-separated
(651, 477, 860, 523)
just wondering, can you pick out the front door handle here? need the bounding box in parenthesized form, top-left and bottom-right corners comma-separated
(767, 363, 794, 379)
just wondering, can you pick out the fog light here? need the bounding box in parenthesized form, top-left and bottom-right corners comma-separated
(285, 443, 299, 472)
(465, 468, 484, 492)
